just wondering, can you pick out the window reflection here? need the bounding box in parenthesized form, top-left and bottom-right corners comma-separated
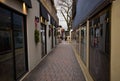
(14, 31, 23, 48)
(0, 31, 11, 53)
(13, 13, 26, 78)
(13, 13, 23, 30)
(80, 26, 87, 65)
(13, 13, 24, 49)
(0, 7, 12, 54)
(89, 10, 110, 81)
(0, 6, 27, 81)
(0, 6, 14, 81)
(0, 7, 11, 29)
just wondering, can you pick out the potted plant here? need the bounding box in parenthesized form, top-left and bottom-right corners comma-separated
(34, 29, 40, 44)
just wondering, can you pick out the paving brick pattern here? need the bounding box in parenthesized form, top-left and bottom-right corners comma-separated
(22, 41, 86, 81)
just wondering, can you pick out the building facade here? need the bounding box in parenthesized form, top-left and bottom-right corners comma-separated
(0, 0, 31, 81)
(72, 0, 120, 81)
(0, 0, 58, 81)
(40, 0, 59, 55)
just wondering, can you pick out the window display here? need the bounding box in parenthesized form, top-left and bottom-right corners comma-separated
(80, 25, 87, 65)
(89, 10, 110, 81)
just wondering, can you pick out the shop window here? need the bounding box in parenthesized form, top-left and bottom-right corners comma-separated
(89, 10, 110, 81)
(0, 7, 12, 54)
(49, 25, 51, 37)
(54, 28, 56, 36)
(105, 11, 110, 54)
(91, 28, 94, 36)
(81, 30, 84, 43)
(14, 31, 23, 48)
(13, 13, 24, 49)
(80, 25, 87, 65)
(0, 5, 28, 81)
(105, 23, 110, 54)
(0, 7, 11, 29)
(89, 21, 92, 27)
(0, 31, 12, 53)
(13, 13, 23, 30)
(13, 13, 27, 78)
(0, 6, 14, 81)
(100, 24, 103, 37)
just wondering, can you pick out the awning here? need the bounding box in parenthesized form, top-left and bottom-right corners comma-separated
(55, 22, 58, 28)
(50, 17, 58, 27)
(50, 16, 56, 26)
(40, 3, 48, 21)
(22, 0, 32, 8)
(72, 0, 108, 29)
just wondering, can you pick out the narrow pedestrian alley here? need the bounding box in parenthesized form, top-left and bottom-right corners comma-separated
(22, 41, 86, 81)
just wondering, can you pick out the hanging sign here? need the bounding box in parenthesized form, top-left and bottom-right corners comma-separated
(34, 16, 39, 29)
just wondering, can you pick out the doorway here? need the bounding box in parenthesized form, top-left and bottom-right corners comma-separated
(41, 24, 47, 57)
(0, 5, 28, 81)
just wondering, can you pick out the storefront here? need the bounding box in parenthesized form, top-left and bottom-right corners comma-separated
(0, 2, 29, 81)
(72, 0, 112, 81)
(50, 17, 56, 48)
(80, 24, 87, 65)
(89, 7, 110, 81)
(40, 2, 48, 57)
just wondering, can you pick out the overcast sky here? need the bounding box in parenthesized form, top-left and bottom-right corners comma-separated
(54, 0, 67, 30)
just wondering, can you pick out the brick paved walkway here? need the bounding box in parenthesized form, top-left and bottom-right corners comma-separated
(22, 41, 86, 81)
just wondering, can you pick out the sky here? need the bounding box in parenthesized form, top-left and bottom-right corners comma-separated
(54, 0, 67, 30)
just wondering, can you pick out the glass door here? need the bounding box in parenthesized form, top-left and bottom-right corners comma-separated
(0, 5, 28, 81)
(13, 13, 27, 79)
(41, 24, 47, 57)
(0, 6, 14, 81)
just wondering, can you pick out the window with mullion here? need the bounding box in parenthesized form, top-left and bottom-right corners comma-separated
(0, 6, 14, 81)
(13, 13, 27, 79)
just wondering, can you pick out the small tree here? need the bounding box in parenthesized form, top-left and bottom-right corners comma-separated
(58, 0, 72, 31)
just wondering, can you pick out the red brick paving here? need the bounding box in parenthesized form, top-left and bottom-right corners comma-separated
(22, 41, 86, 81)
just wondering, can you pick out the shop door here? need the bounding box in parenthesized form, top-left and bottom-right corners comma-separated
(13, 13, 28, 79)
(0, 6, 28, 81)
(0, 6, 14, 81)
(41, 24, 47, 57)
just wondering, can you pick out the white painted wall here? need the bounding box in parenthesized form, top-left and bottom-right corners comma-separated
(27, 0, 42, 71)
(111, 0, 120, 81)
